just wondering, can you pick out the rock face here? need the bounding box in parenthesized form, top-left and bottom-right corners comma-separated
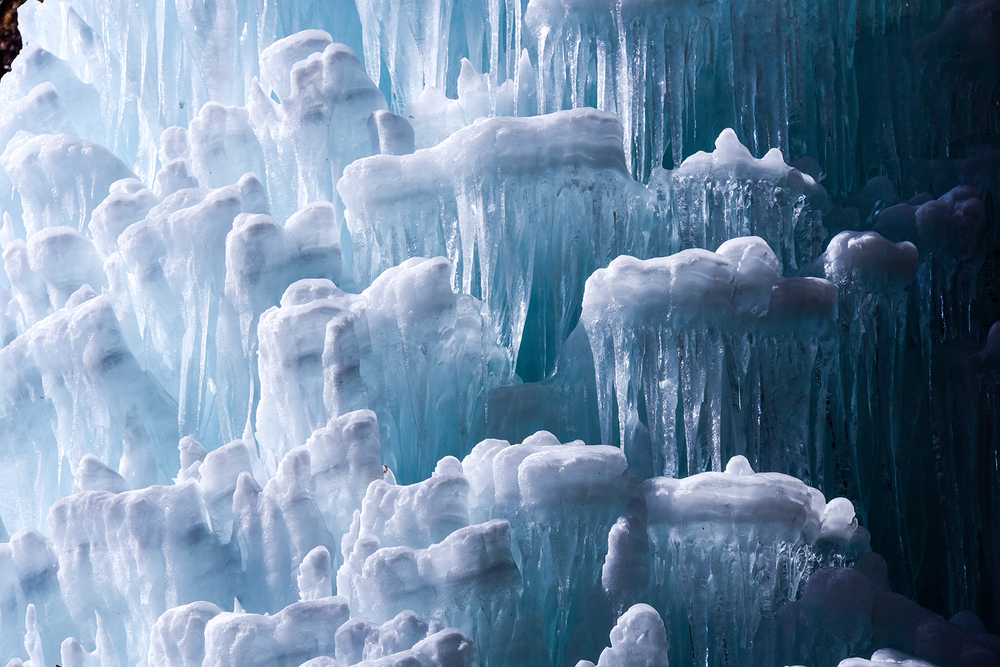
(0, 0, 29, 78)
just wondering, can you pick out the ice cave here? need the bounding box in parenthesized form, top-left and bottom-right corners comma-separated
(0, 0, 996, 664)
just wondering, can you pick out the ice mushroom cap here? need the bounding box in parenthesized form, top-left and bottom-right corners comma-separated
(582, 250, 735, 329)
(643, 455, 854, 544)
(765, 276, 839, 334)
(819, 231, 918, 292)
(716, 236, 781, 320)
(259, 30, 334, 100)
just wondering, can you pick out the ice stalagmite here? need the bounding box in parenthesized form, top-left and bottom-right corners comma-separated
(257, 259, 512, 483)
(3, 426, 384, 666)
(48, 481, 240, 662)
(341, 109, 655, 377)
(338, 457, 520, 667)
(575, 603, 670, 667)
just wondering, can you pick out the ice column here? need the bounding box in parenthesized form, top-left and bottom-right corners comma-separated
(812, 231, 917, 587)
(250, 37, 387, 221)
(874, 187, 990, 613)
(654, 129, 829, 271)
(582, 237, 839, 480)
(0, 294, 178, 531)
(257, 259, 512, 483)
(463, 433, 629, 667)
(602, 457, 860, 667)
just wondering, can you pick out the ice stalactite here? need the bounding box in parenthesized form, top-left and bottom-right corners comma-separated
(340, 109, 655, 378)
(582, 236, 839, 480)
(353, 0, 527, 113)
(16, 0, 229, 181)
(525, 0, 856, 186)
(257, 259, 512, 484)
(654, 129, 829, 272)
(85, 165, 339, 450)
(602, 456, 861, 667)
(868, 183, 994, 618)
(354, 0, 465, 109)
(745, 278, 840, 486)
(3, 227, 107, 328)
(463, 433, 629, 667)
(147, 598, 476, 667)
(303, 410, 385, 566)
(0, 45, 105, 152)
(811, 231, 919, 593)
(48, 482, 240, 662)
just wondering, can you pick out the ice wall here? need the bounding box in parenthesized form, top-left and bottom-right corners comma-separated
(524, 0, 856, 185)
(0, 0, 997, 661)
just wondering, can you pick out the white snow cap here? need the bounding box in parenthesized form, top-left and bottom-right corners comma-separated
(583, 237, 835, 332)
(643, 456, 857, 542)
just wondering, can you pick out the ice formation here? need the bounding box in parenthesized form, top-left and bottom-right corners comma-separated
(339, 108, 655, 377)
(0, 0, 997, 664)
